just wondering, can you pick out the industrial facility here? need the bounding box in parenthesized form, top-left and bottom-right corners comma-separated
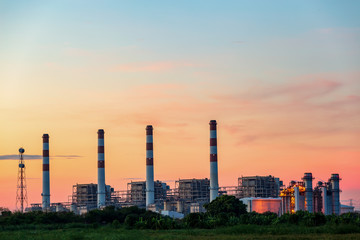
(23, 120, 350, 216)
(280, 173, 342, 215)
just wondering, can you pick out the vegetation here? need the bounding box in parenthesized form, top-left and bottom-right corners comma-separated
(1, 196, 359, 239)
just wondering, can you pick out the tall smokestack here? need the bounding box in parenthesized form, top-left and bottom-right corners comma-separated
(146, 125, 154, 207)
(330, 173, 340, 215)
(97, 129, 106, 208)
(42, 134, 50, 211)
(209, 120, 219, 202)
(302, 173, 314, 213)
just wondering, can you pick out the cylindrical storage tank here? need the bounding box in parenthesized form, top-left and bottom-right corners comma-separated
(330, 174, 340, 215)
(294, 186, 300, 212)
(209, 120, 219, 202)
(302, 173, 314, 213)
(42, 134, 50, 211)
(97, 129, 106, 208)
(146, 125, 155, 207)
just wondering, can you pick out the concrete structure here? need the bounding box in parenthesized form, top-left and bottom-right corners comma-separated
(128, 180, 168, 206)
(209, 120, 219, 202)
(302, 173, 314, 213)
(97, 129, 106, 208)
(330, 174, 341, 215)
(42, 134, 50, 211)
(240, 197, 282, 215)
(294, 186, 300, 212)
(190, 202, 206, 213)
(72, 183, 113, 208)
(176, 178, 210, 202)
(322, 186, 329, 215)
(238, 175, 282, 198)
(146, 125, 155, 208)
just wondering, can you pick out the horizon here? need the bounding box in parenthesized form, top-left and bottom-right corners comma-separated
(1, 1, 359, 211)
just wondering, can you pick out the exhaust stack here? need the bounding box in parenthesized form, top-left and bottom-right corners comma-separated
(42, 134, 50, 211)
(209, 120, 219, 202)
(330, 174, 340, 215)
(146, 125, 155, 207)
(302, 173, 314, 213)
(294, 186, 300, 212)
(97, 129, 106, 208)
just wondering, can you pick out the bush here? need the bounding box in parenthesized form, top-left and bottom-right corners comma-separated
(124, 214, 139, 228)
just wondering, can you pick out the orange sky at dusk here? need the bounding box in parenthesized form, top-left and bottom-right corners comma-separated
(1, 1, 360, 210)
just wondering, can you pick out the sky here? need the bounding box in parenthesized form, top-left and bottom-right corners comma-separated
(0, 1, 359, 211)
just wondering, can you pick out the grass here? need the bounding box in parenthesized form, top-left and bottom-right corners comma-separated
(1, 224, 360, 240)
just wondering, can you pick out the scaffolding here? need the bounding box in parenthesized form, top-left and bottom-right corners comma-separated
(238, 175, 282, 198)
(175, 178, 210, 203)
(127, 180, 168, 206)
(71, 183, 113, 208)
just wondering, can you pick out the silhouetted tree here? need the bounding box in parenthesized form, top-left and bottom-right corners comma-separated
(204, 195, 247, 217)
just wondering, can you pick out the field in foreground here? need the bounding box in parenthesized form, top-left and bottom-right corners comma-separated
(1, 225, 360, 240)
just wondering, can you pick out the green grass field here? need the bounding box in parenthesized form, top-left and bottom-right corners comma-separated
(1, 224, 360, 240)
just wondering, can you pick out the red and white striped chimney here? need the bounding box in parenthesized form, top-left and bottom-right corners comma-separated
(42, 134, 50, 210)
(209, 120, 219, 202)
(146, 125, 154, 207)
(97, 129, 106, 208)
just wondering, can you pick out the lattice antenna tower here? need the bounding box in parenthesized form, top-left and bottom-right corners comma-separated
(16, 147, 28, 212)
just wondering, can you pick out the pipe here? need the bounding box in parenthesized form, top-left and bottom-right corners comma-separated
(209, 120, 219, 202)
(302, 172, 313, 213)
(42, 134, 50, 211)
(330, 174, 340, 215)
(146, 125, 154, 207)
(97, 129, 106, 208)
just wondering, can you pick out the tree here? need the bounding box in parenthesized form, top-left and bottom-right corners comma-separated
(204, 195, 247, 217)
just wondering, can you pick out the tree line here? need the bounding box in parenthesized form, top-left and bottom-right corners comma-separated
(1, 195, 359, 231)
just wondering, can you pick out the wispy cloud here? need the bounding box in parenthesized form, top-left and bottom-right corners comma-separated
(0, 155, 42, 160)
(0, 155, 82, 160)
(109, 61, 196, 72)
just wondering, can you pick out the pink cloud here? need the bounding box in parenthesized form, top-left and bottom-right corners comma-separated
(109, 61, 196, 72)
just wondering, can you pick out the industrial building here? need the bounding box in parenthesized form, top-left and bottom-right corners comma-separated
(280, 173, 342, 215)
(127, 180, 169, 206)
(71, 183, 113, 208)
(176, 178, 210, 203)
(237, 175, 282, 199)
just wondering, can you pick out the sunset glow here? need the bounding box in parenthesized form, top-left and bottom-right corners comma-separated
(0, 1, 359, 211)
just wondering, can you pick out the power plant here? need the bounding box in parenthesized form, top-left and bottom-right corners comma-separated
(19, 120, 350, 216)
(280, 173, 342, 215)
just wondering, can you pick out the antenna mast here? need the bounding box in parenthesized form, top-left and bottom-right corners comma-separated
(16, 148, 28, 212)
